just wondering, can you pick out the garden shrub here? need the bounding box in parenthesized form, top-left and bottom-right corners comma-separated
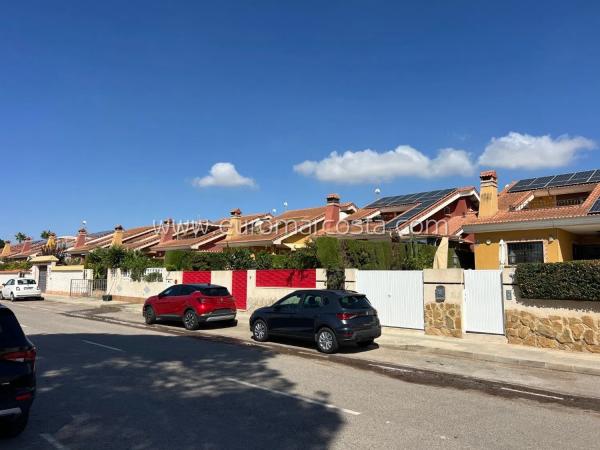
(223, 248, 255, 270)
(190, 252, 226, 271)
(143, 271, 163, 282)
(121, 250, 155, 281)
(0, 260, 32, 271)
(340, 240, 388, 270)
(282, 243, 320, 269)
(85, 247, 161, 280)
(515, 261, 600, 301)
(254, 252, 274, 269)
(164, 250, 190, 271)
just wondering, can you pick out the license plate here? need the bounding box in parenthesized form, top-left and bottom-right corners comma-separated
(24, 287, 33, 290)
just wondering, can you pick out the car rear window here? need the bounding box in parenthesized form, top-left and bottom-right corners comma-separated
(0, 310, 27, 348)
(338, 295, 372, 310)
(196, 287, 230, 297)
(17, 279, 36, 285)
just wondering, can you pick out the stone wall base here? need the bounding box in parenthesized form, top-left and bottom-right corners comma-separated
(425, 302, 462, 338)
(506, 309, 600, 353)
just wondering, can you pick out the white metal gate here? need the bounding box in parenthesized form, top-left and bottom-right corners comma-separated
(355, 270, 424, 329)
(464, 270, 504, 335)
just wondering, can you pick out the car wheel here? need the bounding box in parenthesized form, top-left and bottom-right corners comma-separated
(0, 291, 3, 300)
(357, 339, 374, 347)
(9, 292, 15, 302)
(183, 309, 200, 330)
(0, 411, 29, 438)
(144, 306, 156, 325)
(252, 319, 268, 342)
(316, 327, 339, 354)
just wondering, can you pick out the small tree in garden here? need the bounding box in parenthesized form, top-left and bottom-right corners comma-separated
(85, 246, 141, 279)
(121, 250, 155, 281)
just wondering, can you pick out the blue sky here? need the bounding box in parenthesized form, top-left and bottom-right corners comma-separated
(2, 1, 600, 239)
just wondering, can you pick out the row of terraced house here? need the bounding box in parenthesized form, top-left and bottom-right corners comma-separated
(3, 168, 600, 271)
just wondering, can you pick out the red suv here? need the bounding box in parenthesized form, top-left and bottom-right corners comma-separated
(143, 284, 237, 330)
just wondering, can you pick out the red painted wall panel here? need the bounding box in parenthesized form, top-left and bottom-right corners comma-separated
(232, 270, 247, 310)
(255, 269, 316, 288)
(182, 271, 211, 284)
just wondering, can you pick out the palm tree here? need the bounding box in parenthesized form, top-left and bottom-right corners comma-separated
(40, 230, 53, 240)
(14, 232, 27, 243)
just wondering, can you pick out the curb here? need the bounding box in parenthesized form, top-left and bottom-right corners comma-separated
(376, 342, 600, 377)
(42, 295, 600, 378)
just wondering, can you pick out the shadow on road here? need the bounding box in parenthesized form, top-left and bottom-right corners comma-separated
(12, 332, 345, 449)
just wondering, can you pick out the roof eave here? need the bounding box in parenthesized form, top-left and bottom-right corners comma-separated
(463, 215, 600, 233)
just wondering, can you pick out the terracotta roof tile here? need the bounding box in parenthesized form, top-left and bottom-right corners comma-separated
(467, 182, 600, 226)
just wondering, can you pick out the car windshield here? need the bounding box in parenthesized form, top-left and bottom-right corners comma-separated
(17, 279, 36, 285)
(0, 310, 27, 348)
(338, 295, 372, 310)
(196, 287, 230, 297)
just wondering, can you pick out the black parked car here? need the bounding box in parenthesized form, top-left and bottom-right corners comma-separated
(0, 305, 36, 438)
(249, 290, 381, 354)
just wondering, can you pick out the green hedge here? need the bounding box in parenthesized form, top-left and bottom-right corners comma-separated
(314, 237, 436, 270)
(163, 238, 440, 272)
(315, 237, 341, 269)
(515, 261, 600, 301)
(0, 260, 32, 271)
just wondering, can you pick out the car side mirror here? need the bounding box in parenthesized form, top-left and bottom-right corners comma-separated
(273, 304, 281, 311)
(158, 293, 165, 299)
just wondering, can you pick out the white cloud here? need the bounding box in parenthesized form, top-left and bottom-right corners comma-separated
(293, 146, 475, 184)
(193, 162, 256, 188)
(478, 132, 596, 169)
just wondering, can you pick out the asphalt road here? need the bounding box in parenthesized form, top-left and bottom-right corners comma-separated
(3, 300, 600, 450)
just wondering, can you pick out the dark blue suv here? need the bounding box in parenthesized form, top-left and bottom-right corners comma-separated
(249, 290, 381, 353)
(0, 305, 36, 438)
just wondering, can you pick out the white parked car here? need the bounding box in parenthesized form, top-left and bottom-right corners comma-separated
(0, 278, 42, 301)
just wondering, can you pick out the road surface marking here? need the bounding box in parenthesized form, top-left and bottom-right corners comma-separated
(40, 433, 70, 450)
(500, 387, 564, 400)
(369, 364, 414, 373)
(226, 377, 361, 416)
(82, 340, 125, 353)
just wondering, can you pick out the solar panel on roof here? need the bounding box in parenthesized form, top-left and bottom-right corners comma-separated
(545, 173, 575, 187)
(526, 176, 556, 189)
(588, 170, 600, 182)
(364, 198, 391, 208)
(568, 170, 595, 183)
(589, 198, 600, 214)
(508, 170, 600, 193)
(384, 198, 439, 230)
(507, 178, 536, 192)
(367, 190, 445, 208)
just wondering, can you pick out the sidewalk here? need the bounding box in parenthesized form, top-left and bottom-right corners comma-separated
(40, 295, 600, 399)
